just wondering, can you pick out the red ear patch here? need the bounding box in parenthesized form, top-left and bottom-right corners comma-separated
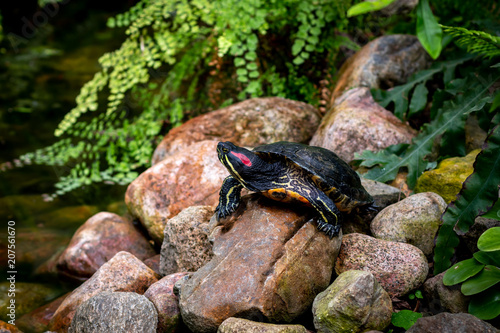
(230, 151, 252, 167)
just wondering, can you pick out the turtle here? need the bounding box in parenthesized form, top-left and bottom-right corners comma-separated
(215, 141, 376, 238)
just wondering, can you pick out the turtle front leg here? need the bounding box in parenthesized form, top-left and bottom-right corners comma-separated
(216, 176, 244, 220)
(308, 190, 343, 238)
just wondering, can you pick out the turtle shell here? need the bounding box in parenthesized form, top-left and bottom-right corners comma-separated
(252, 141, 373, 210)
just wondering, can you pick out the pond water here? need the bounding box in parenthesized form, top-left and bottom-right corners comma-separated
(0, 3, 132, 293)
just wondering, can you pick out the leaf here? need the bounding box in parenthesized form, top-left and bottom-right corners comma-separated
(461, 265, 500, 295)
(391, 310, 423, 330)
(292, 39, 305, 56)
(372, 55, 473, 120)
(442, 25, 500, 59)
(416, 0, 443, 59)
(408, 83, 429, 116)
(469, 289, 500, 320)
(478, 227, 500, 252)
(474, 250, 500, 266)
(347, 0, 397, 17)
(435, 116, 500, 274)
(443, 258, 484, 286)
(481, 199, 500, 221)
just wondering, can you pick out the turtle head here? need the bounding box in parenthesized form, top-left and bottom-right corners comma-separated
(217, 141, 265, 180)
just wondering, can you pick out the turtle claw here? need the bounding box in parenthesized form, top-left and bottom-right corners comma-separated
(316, 220, 341, 239)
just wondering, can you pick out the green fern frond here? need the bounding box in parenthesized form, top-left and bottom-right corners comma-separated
(441, 25, 500, 59)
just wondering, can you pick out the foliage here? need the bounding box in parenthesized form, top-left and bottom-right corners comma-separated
(346, 0, 396, 17)
(443, 227, 500, 320)
(5, 0, 359, 198)
(355, 62, 498, 189)
(391, 310, 422, 330)
(441, 26, 500, 59)
(434, 116, 500, 274)
(347, 0, 443, 59)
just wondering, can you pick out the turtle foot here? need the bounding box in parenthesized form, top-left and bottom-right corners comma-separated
(316, 220, 341, 239)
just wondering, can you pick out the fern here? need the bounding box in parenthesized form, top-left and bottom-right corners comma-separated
(442, 25, 500, 59)
(356, 64, 499, 189)
(434, 113, 500, 274)
(3, 0, 356, 198)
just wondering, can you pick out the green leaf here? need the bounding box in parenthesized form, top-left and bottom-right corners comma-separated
(469, 290, 500, 320)
(416, 0, 443, 59)
(461, 265, 500, 295)
(474, 250, 500, 266)
(435, 113, 500, 274)
(391, 310, 423, 330)
(478, 227, 500, 252)
(443, 258, 484, 286)
(408, 83, 428, 116)
(481, 200, 500, 221)
(234, 57, 246, 67)
(292, 39, 305, 56)
(347, 0, 397, 17)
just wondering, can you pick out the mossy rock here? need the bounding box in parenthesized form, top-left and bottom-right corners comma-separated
(414, 150, 480, 203)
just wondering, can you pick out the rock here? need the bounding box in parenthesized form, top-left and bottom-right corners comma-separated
(68, 292, 157, 333)
(16, 292, 69, 333)
(371, 192, 447, 256)
(341, 179, 405, 235)
(312, 270, 392, 333)
(0, 228, 69, 271)
(414, 149, 480, 203)
(310, 87, 416, 162)
(218, 317, 308, 333)
(152, 97, 321, 164)
(456, 217, 500, 254)
(329, 34, 431, 104)
(126, 140, 229, 244)
(406, 312, 499, 333)
(38, 205, 100, 230)
(54, 212, 156, 282)
(160, 206, 214, 275)
(0, 320, 22, 333)
(49, 251, 159, 332)
(361, 178, 406, 209)
(144, 273, 190, 333)
(0, 282, 63, 322)
(179, 195, 341, 333)
(378, 0, 418, 16)
(465, 114, 488, 153)
(422, 272, 469, 314)
(335, 233, 428, 297)
(143, 254, 162, 276)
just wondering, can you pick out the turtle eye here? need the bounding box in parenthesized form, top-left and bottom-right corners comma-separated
(222, 147, 229, 153)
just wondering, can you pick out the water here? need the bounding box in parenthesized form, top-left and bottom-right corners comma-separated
(0, 3, 132, 290)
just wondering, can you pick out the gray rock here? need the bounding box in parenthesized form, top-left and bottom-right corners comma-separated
(335, 233, 428, 297)
(378, 0, 418, 16)
(160, 206, 214, 275)
(422, 272, 469, 314)
(371, 192, 447, 256)
(312, 270, 392, 333)
(456, 216, 500, 254)
(329, 34, 431, 104)
(218, 317, 308, 333)
(68, 292, 157, 333)
(310, 87, 416, 162)
(361, 179, 406, 209)
(179, 195, 341, 333)
(406, 312, 499, 333)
